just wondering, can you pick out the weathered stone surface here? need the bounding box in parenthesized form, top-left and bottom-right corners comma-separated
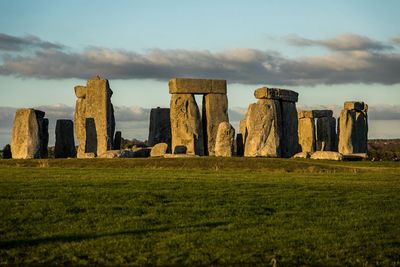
(170, 94, 204, 155)
(113, 131, 121, 150)
(310, 151, 344, 161)
(80, 152, 96, 159)
(236, 134, 244, 156)
(150, 143, 168, 157)
(298, 110, 333, 119)
(293, 152, 311, 159)
(74, 98, 87, 157)
(11, 108, 46, 159)
(214, 122, 235, 157)
(244, 99, 281, 157)
(254, 87, 298, 102)
(316, 117, 337, 151)
(85, 78, 115, 156)
(280, 101, 299, 157)
(173, 146, 187, 154)
(338, 109, 368, 154)
(344, 101, 364, 111)
(169, 78, 226, 94)
(148, 108, 171, 151)
(342, 153, 368, 161)
(298, 117, 315, 153)
(38, 118, 49, 158)
(98, 149, 137, 158)
(2, 144, 12, 159)
(54, 120, 76, 158)
(74, 86, 87, 98)
(239, 119, 247, 141)
(75, 77, 115, 158)
(202, 94, 229, 155)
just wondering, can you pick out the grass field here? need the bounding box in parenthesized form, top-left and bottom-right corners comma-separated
(0, 158, 399, 266)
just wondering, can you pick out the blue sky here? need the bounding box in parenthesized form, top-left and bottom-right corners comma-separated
(0, 0, 399, 145)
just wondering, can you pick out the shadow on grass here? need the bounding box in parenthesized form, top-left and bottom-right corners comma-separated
(0, 221, 228, 249)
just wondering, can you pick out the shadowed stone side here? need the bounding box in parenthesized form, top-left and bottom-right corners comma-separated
(113, 131, 122, 150)
(55, 120, 76, 158)
(280, 101, 299, 157)
(11, 108, 48, 159)
(202, 94, 229, 155)
(148, 108, 171, 151)
(317, 117, 337, 151)
(215, 122, 235, 157)
(244, 99, 282, 157)
(170, 94, 204, 155)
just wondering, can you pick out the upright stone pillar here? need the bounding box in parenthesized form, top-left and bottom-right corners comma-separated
(298, 113, 316, 153)
(317, 116, 337, 151)
(244, 99, 282, 157)
(113, 131, 122, 150)
(245, 87, 298, 157)
(148, 107, 171, 151)
(202, 93, 229, 155)
(170, 94, 204, 155)
(338, 102, 368, 154)
(55, 120, 76, 158)
(74, 76, 115, 157)
(215, 122, 235, 157)
(11, 108, 48, 159)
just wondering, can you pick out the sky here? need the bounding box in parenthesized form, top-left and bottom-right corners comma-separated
(0, 0, 399, 147)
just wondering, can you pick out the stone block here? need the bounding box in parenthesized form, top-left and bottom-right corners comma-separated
(168, 78, 226, 94)
(254, 87, 298, 102)
(344, 101, 364, 111)
(244, 99, 281, 157)
(170, 94, 204, 155)
(298, 117, 315, 152)
(55, 120, 76, 158)
(316, 117, 337, 151)
(310, 151, 344, 161)
(113, 131, 122, 150)
(148, 108, 171, 151)
(151, 143, 169, 157)
(74, 86, 87, 98)
(214, 122, 235, 157)
(280, 101, 299, 157)
(202, 93, 229, 155)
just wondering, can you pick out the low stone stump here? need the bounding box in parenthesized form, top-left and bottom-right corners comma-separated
(150, 143, 169, 157)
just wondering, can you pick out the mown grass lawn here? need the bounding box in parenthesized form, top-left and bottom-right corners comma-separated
(0, 158, 399, 266)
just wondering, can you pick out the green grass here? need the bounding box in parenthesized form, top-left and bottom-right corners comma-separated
(0, 158, 399, 266)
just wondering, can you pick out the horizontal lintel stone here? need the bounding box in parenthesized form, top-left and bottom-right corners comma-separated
(254, 87, 298, 102)
(169, 78, 226, 94)
(298, 110, 333, 119)
(344, 101, 364, 111)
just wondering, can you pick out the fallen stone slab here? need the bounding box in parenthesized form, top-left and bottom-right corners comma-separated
(168, 78, 226, 94)
(163, 153, 200, 158)
(151, 143, 169, 157)
(342, 153, 369, 161)
(293, 152, 311, 159)
(310, 151, 344, 161)
(132, 147, 151, 157)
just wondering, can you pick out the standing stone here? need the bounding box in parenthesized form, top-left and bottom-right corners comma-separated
(74, 86, 87, 157)
(85, 78, 115, 156)
(244, 99, 282, 157)
(317, 117, 337, 151)
(280, 101, 299, 157)
(215, 122, 235, 157)
(338, 102, 368, 154)
(113, 131, 122, 150)
(298, 117, 315, 153)
(2, 144, 12, 159)
(236, 134, 244, 156)
(74, 77, 115, 157)
(11, 108, 48, 159)
(202, 93, 229, 155)
(54, 120, 76, 158)
(170, 94, 204, 155)
(148, 107, 171, 151)
(38, 117, 49, 158)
